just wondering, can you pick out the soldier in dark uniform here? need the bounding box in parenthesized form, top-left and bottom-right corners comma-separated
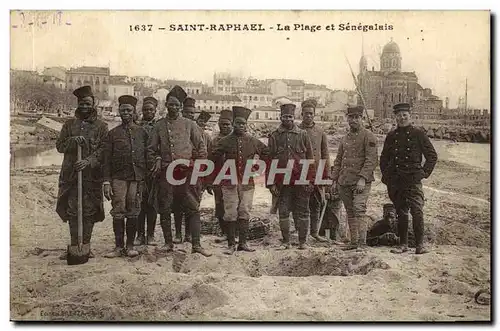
(102, 95, 148, 258)
(366, 203, 416, 246)
(380, 103, 438, 254)
(210, 106, 270, 254)
(147, 85, 211, 257)
(268, 103, 315, 250)
(135, 96, 159, 246)
(209, 109, 233, 240)
(332, 106, 378, 251)
(298, 99, 330, 243)
(320, 167, 344, 242)
(56, 85, 108, 260)
(197, 110, 213, 155)
(172, 96, 198, 243)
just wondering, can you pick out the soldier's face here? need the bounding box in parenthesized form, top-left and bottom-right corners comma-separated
(347, 114, 362, 130)
(197, 118, 207, 129)
(142, 104, 156, 121)
(183, 107, 196, 120)
(119, 104, 135, 123)
(77, 96, 93, 119)
(167, 98, 181, 117)
(302, 108, 315, 124)
(219, 119, 232, 135)
(396, 111, 411, 127)
(281, 114, 294, 128)
(233, 117, 247, 134)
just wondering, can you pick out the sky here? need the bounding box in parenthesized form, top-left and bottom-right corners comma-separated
(10, 10, 490, 109)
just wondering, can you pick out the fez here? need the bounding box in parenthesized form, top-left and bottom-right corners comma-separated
(197, 110, 211, 122)
(301, 99, 317, 109)
(73, 85, 93, 99)
(219, 109, 233, 121)
(346, 105, 364, 116)
(118, 95, 138, 107)
(143, 96, 158, 107)
(383, 203, 396, 213)
(280, 103, 296, 115)
(183, 97, 196, 108)
(167, 85, 187, 104)
(232, 106, 252, 120)
(393, 103, 411, 113)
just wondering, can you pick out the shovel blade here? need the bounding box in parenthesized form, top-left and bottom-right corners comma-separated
(66, 243, 91, 265)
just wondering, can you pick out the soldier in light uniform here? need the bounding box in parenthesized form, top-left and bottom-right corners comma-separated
(332, 106, 378, 251)
(210, 106, 270, 254)
(196, 110, 213, 154)
(56, 85, 108, 260)
(298, 99, 330, 243)
(135, 96, 159, 246)
(103, 95, 148, 258)
(209, 109, 233, 239)
(172, 96, 198, 243)
(380, 103, 438, 254)
(148, 86, 211, 256)
(268, 103, 316, 250)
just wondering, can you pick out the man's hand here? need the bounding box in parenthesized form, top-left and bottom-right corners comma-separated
(269, 185, 279, 197)
(151, 159, 162, 176)
(71, 136, 86, 146)
(356, 177, 366, 193)
(205, 185, 214, 195)
(74, 159, 90, 172)
(103, 183, 113, 201)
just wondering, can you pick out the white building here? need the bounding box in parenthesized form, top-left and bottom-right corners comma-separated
(213, 72, 247, 95)
(303, 84, 332, 107)
(248, 106, 280, 121)
(235, 88, 273, 110)
(109, 76, 134, 102)
(195, 94, 242, 113)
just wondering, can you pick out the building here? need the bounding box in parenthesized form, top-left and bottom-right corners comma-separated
(153, 88, 169, 106)
(213, 72, 247, 95)
(195, 94, 242, 113)
(249, 106, 280, 121)
(235, 88, 273, 109)
(357, 39, 442, 119)
(108, 76, 134, 102)
(66, 66, 110, 99)
(322, 101, 347, 122)
(412, 87, 444, 120)
(303, 84, 332, 106)
(42, 66, 67, 81)
(268, 79, 305, 102)
(42, 75, 66, 89)
(165, 80, 204, 95)
(130, 76, 160, 89)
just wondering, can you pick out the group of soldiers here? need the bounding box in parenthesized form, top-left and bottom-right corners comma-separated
(56, 84, 438, 260)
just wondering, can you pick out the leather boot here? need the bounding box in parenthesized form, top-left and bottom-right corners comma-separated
(125, 218, 139, 257)
(184, 216, 191, 243)
(173, 211, 183, 243)
(279, 218, 291, 249)
(82, 220, 95, 258)
(135, 209, 146, 245)
(146, 207, 158, 245)
(160, 214, 174, 252)
(189, 212, 212, 257)
(104, 218, 125, 258)
(237, 219, 255, 252)
(298, 217, 309, 250)
(223, 221, 237, 255)
(343, 216, 359, 250)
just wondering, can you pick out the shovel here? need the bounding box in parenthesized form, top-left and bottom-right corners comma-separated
(67, 144, 91, 265)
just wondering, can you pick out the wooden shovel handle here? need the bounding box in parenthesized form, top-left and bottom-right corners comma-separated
(77, 144, 83, 247)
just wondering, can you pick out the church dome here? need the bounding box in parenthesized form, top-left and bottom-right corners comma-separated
(382, 40, 400, 54)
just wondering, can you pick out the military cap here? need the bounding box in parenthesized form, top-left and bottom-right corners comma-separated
(183, 97, 196, 108)
(393, 103, 411, 113)
(118, 95, 138, 107)
(301, 99, 317, 109)
(219, 109, 233, 121)
(143, 96, 158, 107)
(280, 103, 296, 115)
(197, 110, 211, 122)
(232, 106, 252, 120)
(347, 105, 364, 116)
(73, 85, 93, 99)
(383, 203, 395, 213)
(167, 85, 187, 104)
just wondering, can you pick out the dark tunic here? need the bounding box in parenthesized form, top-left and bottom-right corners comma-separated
(55, 110, 108, 223)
